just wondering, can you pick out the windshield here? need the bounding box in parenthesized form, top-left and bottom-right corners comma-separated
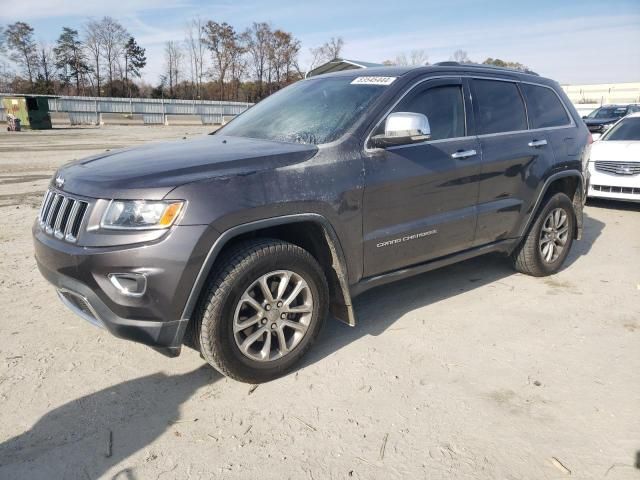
(217, 77, 389, 145)
(588, 107, 627, 119)
(602, 117, 640, 141)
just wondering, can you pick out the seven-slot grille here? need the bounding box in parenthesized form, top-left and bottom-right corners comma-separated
(594, 161, 640, 176)
(38, 189, 89, 242)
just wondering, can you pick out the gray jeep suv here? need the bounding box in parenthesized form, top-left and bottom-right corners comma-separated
(33, 63, 591, 383)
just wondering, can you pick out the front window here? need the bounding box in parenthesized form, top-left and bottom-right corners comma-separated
(587, 107, 628, 119)
(601, 117, 640, 141)
(217, 77, 389, 145)
(377, 84, 465, 140)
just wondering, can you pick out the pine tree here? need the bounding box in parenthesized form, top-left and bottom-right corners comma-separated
(124, 36, 147, 96)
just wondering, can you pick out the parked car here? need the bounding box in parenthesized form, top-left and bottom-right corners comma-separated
(588, 112, 640, 202)
(582, 104, 640, 134)
(33, 63, 590, 383)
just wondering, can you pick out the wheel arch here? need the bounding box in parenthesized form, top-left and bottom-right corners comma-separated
(519, 170, 585, 241)
(181, 214, 356, 335)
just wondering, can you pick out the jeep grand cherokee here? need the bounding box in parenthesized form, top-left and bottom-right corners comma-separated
(33, 63, 590, 383)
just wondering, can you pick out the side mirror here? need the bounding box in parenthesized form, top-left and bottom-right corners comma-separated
(582, 116, 588, 119)
(371, 112, 431, 148)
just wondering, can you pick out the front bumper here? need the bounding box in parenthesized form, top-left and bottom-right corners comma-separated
(33, 221, 212, 355)
(587, 162, 640, 202)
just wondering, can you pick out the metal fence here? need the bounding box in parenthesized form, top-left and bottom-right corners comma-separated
(0, 95, 252, 125)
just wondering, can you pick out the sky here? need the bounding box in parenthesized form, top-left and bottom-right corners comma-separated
(1, 0, 639, 85)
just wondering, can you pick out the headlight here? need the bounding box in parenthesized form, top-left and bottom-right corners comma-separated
(101, 200, 184, 230)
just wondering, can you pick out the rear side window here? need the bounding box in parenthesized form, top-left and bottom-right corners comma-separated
(392, 85, 465, 140)
(521, 84, 571, 128)
(473, 79, 527, 134)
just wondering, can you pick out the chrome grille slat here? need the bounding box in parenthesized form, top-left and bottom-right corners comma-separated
(45, 194, 62, 233)
(38, 189, 89, 243)
(39, 190, 53, 222)
(595, 161, 640, 176)
(64, 201, 80, 239)
(53, 197, 70, 238)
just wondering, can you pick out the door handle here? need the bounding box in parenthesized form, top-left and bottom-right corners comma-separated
(528, 139, 548, 148)
(451, 149, 477, 159)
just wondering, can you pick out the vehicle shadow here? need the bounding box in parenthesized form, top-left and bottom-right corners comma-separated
(308, 211, 604, 364)
(0, 366, 220, 479)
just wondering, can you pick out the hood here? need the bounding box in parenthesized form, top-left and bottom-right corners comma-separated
(584, 117, 621, 126)
(590, 140, 640, 162)
(55, 135, 319, 199)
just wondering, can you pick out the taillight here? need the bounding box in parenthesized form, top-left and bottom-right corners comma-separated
(588, 133, 594, 144)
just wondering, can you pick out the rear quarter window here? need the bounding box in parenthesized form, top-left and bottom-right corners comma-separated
(473, 79, 527, 135)
(521, 84, 571, 129)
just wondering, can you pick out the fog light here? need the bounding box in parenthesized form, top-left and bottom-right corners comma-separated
(108, 273, 147, 297)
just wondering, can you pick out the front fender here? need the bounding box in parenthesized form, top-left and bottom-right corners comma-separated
(179, 213, 356, 329)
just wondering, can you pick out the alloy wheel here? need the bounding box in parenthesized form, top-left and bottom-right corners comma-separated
(233, 270, 313, 362)
(539, 207, 569, 263)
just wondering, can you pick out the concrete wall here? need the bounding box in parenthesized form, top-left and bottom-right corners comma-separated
(561, 82, 640, 106)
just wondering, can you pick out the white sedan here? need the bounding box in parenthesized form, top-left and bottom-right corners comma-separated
(588, 112, 640, 202)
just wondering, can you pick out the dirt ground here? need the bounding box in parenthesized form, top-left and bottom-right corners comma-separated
(0, 126, 638, 480)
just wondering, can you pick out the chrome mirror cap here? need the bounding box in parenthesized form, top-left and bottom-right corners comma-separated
(371, 112, 431, 148)
(385, 112, 431, 138)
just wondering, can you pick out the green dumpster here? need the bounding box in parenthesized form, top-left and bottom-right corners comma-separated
(2, 95, 53, 130)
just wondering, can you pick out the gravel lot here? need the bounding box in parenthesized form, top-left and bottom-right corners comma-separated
(0, 126, 638, 479)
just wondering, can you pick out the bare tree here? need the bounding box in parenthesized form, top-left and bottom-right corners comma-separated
(202, 21, 239, 100)
(36, 43, 56, 93)
(267, 30, 301, 91)
(451, 49, 472, 63)
(308, 36, 344, 70)
(96, 17, 129, 95)
(84, 20, 103, 96)
(410, 49, 428, 66)
(5, 22, 39, 88)
(0, 26, 6, 56)
(393, 49, 428, 66)
(244, 22, 271, 98)
(185, 17, 206, 99)
(393, 52, 408, 66)
(229, 35, 247, 101)
(0, 29, 11, 92)
(164, 41, 183, 97)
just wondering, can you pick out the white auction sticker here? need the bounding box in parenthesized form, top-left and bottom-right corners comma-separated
(350, 76, 397, 86)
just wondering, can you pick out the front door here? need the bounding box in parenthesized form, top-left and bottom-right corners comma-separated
(362, 78, 481, 277)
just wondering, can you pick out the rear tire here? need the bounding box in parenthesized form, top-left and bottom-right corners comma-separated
(193, 238, 328, 383)
(511, 192, 575, 276)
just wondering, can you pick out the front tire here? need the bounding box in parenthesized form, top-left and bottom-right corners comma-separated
(194, 239, 328, 383)
(511, 192, 576, 276)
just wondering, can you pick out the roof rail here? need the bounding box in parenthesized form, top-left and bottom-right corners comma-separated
(432, 61, 539, 76)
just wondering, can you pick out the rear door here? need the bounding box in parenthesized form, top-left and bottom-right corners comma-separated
(520, 82, 577, 167)
(362, 77, 481, 277)
(470, 78, 556, 246)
